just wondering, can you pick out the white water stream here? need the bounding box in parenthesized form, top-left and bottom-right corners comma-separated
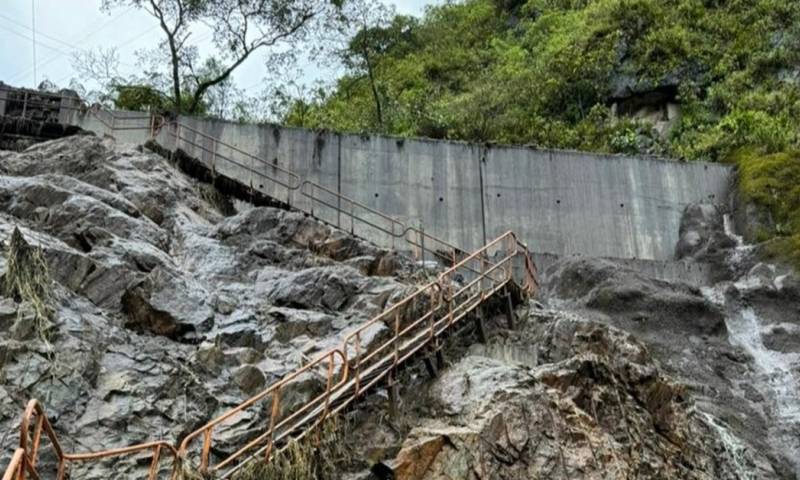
(700, 215, 800, 476)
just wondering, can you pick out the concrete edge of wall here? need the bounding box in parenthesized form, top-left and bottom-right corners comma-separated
(179, 115, 726, 169)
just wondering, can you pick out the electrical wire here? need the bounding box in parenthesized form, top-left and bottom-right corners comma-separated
(0, 12, 78, 50)
(7, 5, 135, 83)
(0, 23, 71, 56)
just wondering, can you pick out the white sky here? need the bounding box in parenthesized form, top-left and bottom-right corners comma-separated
(0, 0, 436, 94)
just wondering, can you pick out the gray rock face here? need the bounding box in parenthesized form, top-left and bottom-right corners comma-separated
(372, 311, 777, 480)
(540, 219, 800, 478)
(0, 136, 416, 479)
(543, 256, 727, 338)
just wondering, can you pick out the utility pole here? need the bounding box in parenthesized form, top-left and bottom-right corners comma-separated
(31, 0, 37, 87)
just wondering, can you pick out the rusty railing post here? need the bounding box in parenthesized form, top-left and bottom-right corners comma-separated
(354, 332, 362, 397)
(211, 139, 217, 179)
(200, 429, 211, 473)
(264, 389, 281, 462)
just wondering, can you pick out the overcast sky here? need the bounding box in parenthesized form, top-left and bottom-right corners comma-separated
(0, 0, 436, 94)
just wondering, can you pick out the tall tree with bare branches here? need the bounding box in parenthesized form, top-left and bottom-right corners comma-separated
(102, 0, 345, 114)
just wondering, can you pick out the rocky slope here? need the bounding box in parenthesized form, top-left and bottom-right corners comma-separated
(0, 136, 420, 478)
(339, 207, 798, 479)
(0, 134, 797, 480)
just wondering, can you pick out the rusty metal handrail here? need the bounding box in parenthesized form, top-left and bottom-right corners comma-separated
(2, 85, 539, 479)
(1, 238, 534, 480)
(176, 231, 536, 479)
(2, 450, 36, 480)
(4, 399, 178, 480)
(175, 349, 348, 477)
(169, 121, 466, 268)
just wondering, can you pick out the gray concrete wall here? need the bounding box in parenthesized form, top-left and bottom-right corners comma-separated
(338, 134, 485, 252)
(0, 88, 7, 117)
(68, 110, 735, 263)
(482, 147, 731, 260)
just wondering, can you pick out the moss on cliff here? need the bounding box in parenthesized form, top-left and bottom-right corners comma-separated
(732, 149, 800, 267)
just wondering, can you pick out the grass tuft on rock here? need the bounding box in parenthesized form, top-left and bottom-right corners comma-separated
(3, 227, 55, 342)
(232, 416, 349, 480)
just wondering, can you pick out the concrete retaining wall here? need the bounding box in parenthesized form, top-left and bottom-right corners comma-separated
(67, 110, 734, 264)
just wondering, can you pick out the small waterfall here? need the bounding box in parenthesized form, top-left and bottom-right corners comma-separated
(697, 411, 754, 480)
(705, 215, 800, 475)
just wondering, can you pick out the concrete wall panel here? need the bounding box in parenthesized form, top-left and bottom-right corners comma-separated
(63, 106, 735, 263)
(482, 147, 731, 259)
(338, 134, 484, 254)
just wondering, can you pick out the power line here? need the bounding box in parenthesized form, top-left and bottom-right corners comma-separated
(0, 23, 71, 56)
(31, 0, 36, 85)
(0, 12, 77, 50)
(7, 6, 135, 84)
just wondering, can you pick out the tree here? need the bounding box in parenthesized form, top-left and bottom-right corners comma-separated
(314, 2, 408, 129)
(102, 0, 345, 114)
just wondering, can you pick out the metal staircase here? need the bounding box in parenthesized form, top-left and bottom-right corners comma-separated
(0, 87, 538, 480)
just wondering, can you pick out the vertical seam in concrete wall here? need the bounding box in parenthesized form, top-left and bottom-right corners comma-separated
(478, 145, 488, 247)
(336, 133, 342, 229)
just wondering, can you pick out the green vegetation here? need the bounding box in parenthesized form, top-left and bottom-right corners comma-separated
(732, 149, 800, 267)
(285, 0, 800, 266)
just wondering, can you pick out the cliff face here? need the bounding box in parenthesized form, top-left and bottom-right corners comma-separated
(0, 136, 418, 478)
(0, 135, 798, 479)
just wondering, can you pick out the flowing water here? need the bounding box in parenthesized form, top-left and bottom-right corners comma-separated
(701, 215, 800, 475)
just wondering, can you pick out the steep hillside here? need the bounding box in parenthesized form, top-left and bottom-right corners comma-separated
(0, 134, 797, 479)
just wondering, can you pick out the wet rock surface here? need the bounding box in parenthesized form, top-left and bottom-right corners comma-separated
(0, 138, 797, 480)
(537, 204, 800, 478)
(0, 136, 419, 478)
(362, 310, 782, 479)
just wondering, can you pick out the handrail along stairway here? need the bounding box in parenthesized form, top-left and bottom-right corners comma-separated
(0, 91, 539, 479)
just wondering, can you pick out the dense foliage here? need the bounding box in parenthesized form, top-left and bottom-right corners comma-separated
(287, 0, 800, 264)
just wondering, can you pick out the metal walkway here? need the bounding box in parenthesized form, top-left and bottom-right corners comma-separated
(0, 89, 538, 480)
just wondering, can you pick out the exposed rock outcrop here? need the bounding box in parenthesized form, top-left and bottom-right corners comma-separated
(370, 311, 778, 479)
(0, 136, 418, 478)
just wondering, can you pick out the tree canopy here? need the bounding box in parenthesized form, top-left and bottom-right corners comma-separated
(287, 0, 800, 160)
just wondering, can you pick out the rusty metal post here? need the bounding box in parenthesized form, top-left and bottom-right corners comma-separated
(322, 352, 335, 418)
(249, 152, 255, 201)
(264, 389, 281, 462)
(57, 459, 66, 480)
(420, 224, 426, 268)
(200, 429, 211, 473)
(350, 200, 355, 235)
(393, 311, 400, 368)
(211, 140, 217, 180)
(387, 372, 399, 419)
(147, 445, 162, 480)
(354, 332, 362, 397)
